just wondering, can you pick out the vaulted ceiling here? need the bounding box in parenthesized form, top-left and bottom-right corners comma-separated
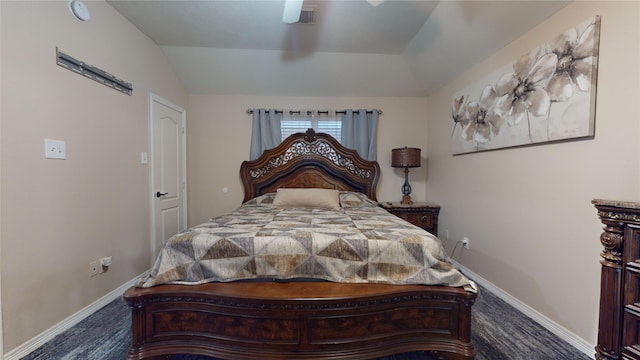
(107, 0, 570, 97)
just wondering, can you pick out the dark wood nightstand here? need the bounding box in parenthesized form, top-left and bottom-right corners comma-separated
(380, 202, 440, 236)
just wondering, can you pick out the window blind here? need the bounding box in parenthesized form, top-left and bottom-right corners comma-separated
(281, 116, 341, 141)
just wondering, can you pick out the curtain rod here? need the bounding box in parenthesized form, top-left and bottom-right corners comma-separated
(246, 108, 382, 115)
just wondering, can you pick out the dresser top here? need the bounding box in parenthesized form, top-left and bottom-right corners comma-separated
(592, 199, 640, 209)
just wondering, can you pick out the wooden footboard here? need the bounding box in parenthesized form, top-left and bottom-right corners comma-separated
(123, 281, 477, 360)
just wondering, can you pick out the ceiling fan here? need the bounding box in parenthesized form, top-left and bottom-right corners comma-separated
(282, 0, 384, 23)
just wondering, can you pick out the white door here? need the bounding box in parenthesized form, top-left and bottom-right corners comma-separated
(151, 94, 187, 260)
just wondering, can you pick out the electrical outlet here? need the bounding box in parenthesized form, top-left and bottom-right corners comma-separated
(443, 229, 449, 241)
(45, 139, 66, 159)
(89, 260, 99, 277)
(462, 237, 470, 249)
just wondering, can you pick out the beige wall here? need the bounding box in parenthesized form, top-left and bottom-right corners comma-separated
(1, 0, 187, 351)
(187, 95, 429, 225)
(3, 0, 636, 354)
(426, 1, 640, 345)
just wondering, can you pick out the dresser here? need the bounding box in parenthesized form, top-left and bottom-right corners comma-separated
(380, 202, 440, 236)
(593, 199, 640, 360)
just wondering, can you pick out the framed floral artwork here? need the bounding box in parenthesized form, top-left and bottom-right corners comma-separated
(450, 16, 601, 155)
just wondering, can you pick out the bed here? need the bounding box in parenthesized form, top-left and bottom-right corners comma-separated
(123, 129, 477, 360)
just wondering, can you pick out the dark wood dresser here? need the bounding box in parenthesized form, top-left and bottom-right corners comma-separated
(380, 202, 440, 236)
(593, 199, 640, 360)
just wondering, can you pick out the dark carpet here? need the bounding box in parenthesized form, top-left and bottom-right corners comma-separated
(21, 284, 592, 360)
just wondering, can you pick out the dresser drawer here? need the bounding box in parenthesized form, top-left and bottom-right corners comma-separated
(380, 202, 440, 236)
(395, 212, 433, 229)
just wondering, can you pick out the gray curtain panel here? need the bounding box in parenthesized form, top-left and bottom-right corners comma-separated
(250, 108, 282, 160)
(341, 109, 379, 161)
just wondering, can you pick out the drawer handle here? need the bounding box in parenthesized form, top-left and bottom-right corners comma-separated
(421, 216, 427, 223)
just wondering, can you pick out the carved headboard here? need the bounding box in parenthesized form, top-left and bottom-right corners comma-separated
(240, 129, 380, 202)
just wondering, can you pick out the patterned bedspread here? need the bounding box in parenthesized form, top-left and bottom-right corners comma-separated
(138, 192, 469, 288)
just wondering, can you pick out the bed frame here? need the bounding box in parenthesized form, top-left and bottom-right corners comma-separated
(124, 129, 477, 360)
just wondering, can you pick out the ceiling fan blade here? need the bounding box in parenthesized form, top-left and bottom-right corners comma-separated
(283, 0, 303, 23)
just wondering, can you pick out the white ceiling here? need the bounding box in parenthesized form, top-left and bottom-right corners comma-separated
(107, 0, 571, 97)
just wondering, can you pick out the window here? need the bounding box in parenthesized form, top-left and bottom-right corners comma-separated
(281, 113, 341, 142)
(249, 108, 379, 161)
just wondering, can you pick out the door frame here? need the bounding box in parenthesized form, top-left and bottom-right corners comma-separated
(149, 93, 187, 263)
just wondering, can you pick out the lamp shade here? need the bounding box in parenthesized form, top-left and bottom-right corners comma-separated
(391, 147, 421, 168)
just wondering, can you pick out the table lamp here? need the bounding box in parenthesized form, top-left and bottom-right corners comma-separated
(391, 147, 421, 204)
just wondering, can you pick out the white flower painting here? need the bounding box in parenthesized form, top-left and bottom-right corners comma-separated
(451, 16, 601, 155)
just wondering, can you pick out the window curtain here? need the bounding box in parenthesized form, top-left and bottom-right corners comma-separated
(249, 108, 282, 160)
(341, 109, 379, 161)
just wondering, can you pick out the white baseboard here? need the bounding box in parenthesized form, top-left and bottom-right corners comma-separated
(3, 272, 148, 360)
(453, 260, 594, 357)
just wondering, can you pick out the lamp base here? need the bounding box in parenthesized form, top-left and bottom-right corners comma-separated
(401, 195, 413, 205)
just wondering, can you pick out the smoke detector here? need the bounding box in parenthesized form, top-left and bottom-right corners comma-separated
(68, 0, 90, 21)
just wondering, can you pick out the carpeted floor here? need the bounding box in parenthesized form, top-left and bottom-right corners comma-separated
(21, 283, 592, 360)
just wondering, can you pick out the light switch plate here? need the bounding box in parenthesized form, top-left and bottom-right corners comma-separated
(45, 139, 66, 159)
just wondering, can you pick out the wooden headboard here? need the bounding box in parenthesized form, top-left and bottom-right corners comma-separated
(240, 129, 380, 202)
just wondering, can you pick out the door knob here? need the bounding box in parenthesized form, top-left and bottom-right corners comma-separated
(156, 192, 168, 198)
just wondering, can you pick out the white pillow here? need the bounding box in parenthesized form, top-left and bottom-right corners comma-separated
(339, 191, 377, 208)
(273, 188, 340, 211)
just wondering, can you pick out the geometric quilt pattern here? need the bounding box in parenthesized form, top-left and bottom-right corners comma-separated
(138, 192, 469, 288)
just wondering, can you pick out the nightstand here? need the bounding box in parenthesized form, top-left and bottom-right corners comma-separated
(380, 202, 440, 236)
